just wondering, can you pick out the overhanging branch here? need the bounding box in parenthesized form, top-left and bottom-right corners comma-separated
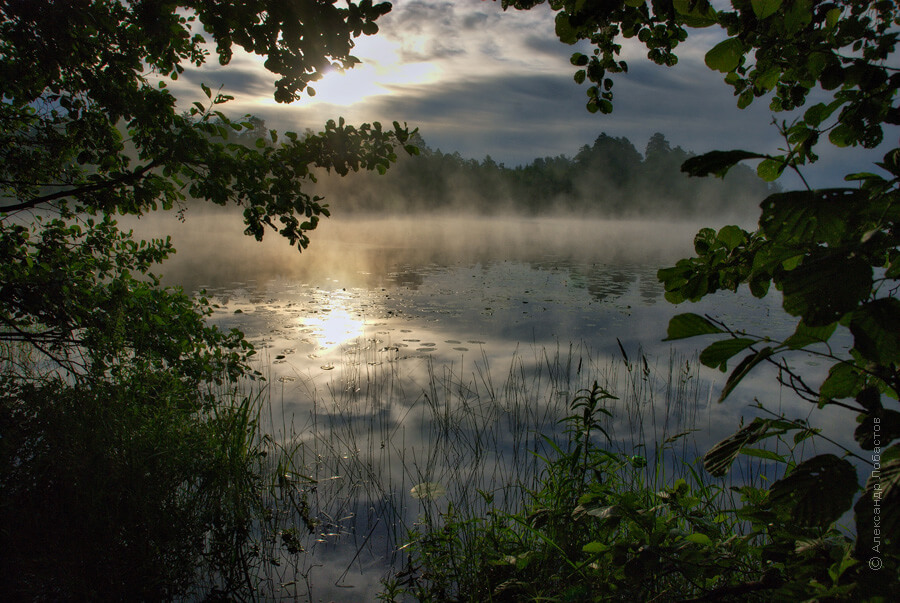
(0, 159, 162, 212)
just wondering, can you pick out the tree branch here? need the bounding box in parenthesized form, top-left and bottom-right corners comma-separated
(0, 160, 162, 212)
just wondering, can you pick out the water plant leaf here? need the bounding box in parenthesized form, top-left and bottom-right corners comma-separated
(663, 313, 724, 341)
(410, 482, 447, 500)
(769, 454, 857, 527)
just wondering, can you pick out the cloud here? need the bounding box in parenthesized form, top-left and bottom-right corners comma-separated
(169, 0, 897, 189)
(175, 54, 276, 101)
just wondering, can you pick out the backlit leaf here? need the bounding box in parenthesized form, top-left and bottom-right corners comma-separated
(756, 158, 785, 182)
(704, 418, 775, 476)
(719, 347, 773, 402)
(699, 337, 756, 371)
(751, 0, 782, 20)
(705, 38, 744, 73)
(819, 362, 863, 403)
(684, 533, 712, 546)
(782, 321, 837, 350)
(663, 313, 724, 341)
(673, 0, 717, 28)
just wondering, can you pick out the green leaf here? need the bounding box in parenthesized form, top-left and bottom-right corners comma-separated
(680, 150, 766, 178)
(719, 347, 773, 402)
(716, 225, 746, 251)
(782, 0, 813, 34)
(684, 533, 712, 546)
(782, 321, 837, 350)
(739, 447, 786, 463)
(705, 38, 744, 73)
(780, 254, 872, 326)
(704, 418, 775, 476)
(756, 158, 785, 182)
(755, 66, 780, 91)
(769, 454, 857, 527)
(751, 0, 782, 20)
(855, 409, 900, 450)
(803, 100, 841, 128)
(663, 313, 724, 341)
(673, 0, 717, 27)
(555, 12, 578, 45)
(849, 298, 900, 365)
(828, 123, 855, 147)
(760, 189, 866, 246)
(699, 337, 756, 371)
(819, 362, 863, 402)
(582, 541, 610, 554)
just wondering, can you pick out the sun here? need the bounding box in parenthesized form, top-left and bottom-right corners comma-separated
(303, 36, 437, 106)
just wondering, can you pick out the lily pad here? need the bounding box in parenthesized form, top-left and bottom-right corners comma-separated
(410, 481, 446, 500)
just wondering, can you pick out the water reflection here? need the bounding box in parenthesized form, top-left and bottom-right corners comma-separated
(301, 294, 367, 351)
(119, 212, 821, 601)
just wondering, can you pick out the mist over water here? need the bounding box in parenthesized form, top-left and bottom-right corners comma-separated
(128, 210, 708, 291)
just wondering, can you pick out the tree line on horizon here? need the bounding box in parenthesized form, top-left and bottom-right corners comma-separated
(305, 130, 775, 218)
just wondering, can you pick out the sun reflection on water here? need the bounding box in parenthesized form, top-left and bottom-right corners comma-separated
(301, 294, 367, 351)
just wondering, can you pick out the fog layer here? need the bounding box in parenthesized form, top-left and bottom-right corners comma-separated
(124, 212, 708, 293)
(306, 131, 774, 221)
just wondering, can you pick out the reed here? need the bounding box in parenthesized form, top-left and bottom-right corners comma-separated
(246, 338, 725, 600)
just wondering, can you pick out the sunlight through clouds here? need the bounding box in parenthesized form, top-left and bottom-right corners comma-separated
(172, 0, 893, 187)
(306, 60, 438, 107)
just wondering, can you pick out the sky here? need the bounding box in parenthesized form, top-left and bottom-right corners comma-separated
(174, 0, 898, 189)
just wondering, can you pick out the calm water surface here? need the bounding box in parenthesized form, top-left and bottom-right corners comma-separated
(131, 212, 844, 600)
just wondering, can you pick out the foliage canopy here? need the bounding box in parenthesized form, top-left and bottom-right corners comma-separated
(0, 0, 412, 598)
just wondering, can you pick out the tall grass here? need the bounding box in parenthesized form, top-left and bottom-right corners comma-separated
(248, 339, 727, 601)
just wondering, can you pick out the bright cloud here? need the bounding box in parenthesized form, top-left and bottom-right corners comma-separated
(170, 0, 896, 188)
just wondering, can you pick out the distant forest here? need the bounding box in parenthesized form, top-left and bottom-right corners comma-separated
(309, 131, 776, 219)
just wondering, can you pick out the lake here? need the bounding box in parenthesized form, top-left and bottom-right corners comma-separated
(129, 210, 849, 601)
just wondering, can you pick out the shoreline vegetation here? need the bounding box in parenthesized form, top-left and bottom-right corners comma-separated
(4, 0, 899, 599)
(271, 128, 775, 221)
